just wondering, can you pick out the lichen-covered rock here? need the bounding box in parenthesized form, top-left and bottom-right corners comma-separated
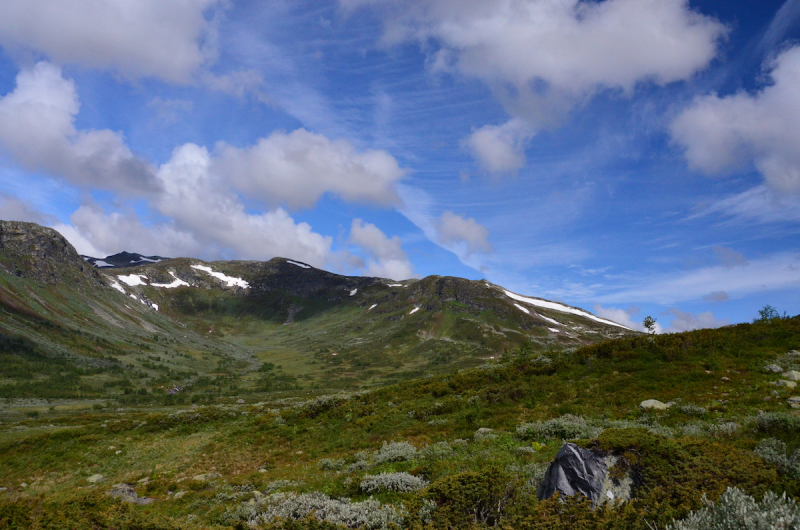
(640, 399, 671, 410)
(86, 474, 104, 484)
(783, 371, 800, 381)
(765, 364, 784, 373)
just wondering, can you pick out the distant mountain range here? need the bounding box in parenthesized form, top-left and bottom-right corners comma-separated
(0, 220, 638, 399)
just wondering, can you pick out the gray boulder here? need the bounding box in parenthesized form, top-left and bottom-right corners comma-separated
(538, 443, 605, 502)
(784, 371, 800, 381)
(538, 443, 632, 504)
(765, 365, 784, 373)
(640, 399, 671, 410)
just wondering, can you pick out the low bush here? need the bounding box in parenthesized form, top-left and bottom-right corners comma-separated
(372, 441, 417, 464)
(668, 487, 800, 529)
(360, 472, 428, 493)
(516, 414, 602, 441)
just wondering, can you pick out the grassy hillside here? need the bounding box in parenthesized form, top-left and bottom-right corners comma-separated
(2, 315, 800, 528)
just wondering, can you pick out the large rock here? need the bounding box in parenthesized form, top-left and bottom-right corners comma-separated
(87, 474, 104, 484)
(537, 443, 632, 504)
(784, 371, 800, 381)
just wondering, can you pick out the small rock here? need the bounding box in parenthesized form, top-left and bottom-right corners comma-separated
(236, 399, 245, 404)
(253, 490, 263, 498)
(640, 399, 671, 410)
(784, 371, 800, 381)
(0, 487, 7, 492)
(137, 477, 150, 484)
(765, 364, 783, 373)
(788, 397, 800, 404)
(721, 377, 730, 381)
(115, 450, 122, 455)
(108, 483, 153, 505)
(778, 380, 798, 389)
(20, 482, 28, 488)
(87, 474, 104, 484)
(295, 450, 303, 455)
(257, 469, 267, 473)
(474, 427, 498, 440)
(173, 491, 187, 499)
(108, 446, 116, 450)
(192, 473, 220, 482)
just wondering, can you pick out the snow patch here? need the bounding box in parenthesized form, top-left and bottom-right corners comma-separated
(109, 281, 125, 294)
(151, 272, 190, 289)
(94, 260, 114, 267)
(548, 328, 560, 333)
(367, 304, 377, 311)
(286, 260, 310, 269)
(138, 257, 160, 263)
(513, 303, 529, 314)
(387, 283, 404, 287)
(503, 290, 632, 330)
(152, 303, 159, 311)
(409, 307, 420, 315)
(535, 313, 561, 326)
(191, 265, 249, 288)
(350, 288, 357, 296)
(119, 274, 147, 286)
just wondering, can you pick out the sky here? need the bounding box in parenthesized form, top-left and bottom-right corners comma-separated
(0, 0, 799, 333)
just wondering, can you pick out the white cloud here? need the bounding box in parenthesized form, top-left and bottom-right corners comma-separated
(347, 0, 726, 127)
(436, 211, 491, 255)
(671, 45, 800, 193)
(0, 0, 223, 83)
(597, 252, 800, 305)
(349, 218, 414, 280)
(463, 119, 532, 174)
(0, 192, 50, 224)
(0, 62, 157, 194)
(688, 185, 800, 225)
(713, 246, 747, 268)
(214, 129, 406, 209)
(593, 304, 659, 332)
(665, 308, 728, 332)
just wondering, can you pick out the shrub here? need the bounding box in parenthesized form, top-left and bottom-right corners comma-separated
(669, 487, 800, 529)
(372, 441, 417, 464)
(679, 404, 708, 417)
(360, 472, 428, 494)
(516, 414, 602, 441)
(345, 461, 371, 473)
(421, 467, 516, 527)
(756, 412, 800, 433)
(708, 422, 740, 438)
(318, 459, 344, 471)
(754, 438, 800, 479)
(247, 491, 405, 530)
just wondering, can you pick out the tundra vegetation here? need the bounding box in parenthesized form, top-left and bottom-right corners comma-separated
(2, 314, 800, 528)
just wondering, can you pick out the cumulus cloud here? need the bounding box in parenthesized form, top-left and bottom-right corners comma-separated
(462, 119, 533, 174)
(0, 0, 222, 83)
(436, 211, 491, 255)
(346, 0, 726, 128)
(0, 62, 158, 194)
(671, 45, 800, 193)
(665, 308, 728, 332)
(214, 129, 405, 210)
(349, 218, 414, 280)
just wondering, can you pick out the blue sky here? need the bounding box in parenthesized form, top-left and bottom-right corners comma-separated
(0, 0, 799, 332)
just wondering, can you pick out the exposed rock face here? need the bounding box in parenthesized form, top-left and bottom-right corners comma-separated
(538, 442, 632, 504)
(108, 483, 153, 505)
(0, 220, 103, 287)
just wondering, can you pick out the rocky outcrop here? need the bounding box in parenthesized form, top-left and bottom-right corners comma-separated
(538, 442, 632, 504)
(0, 220, 104, 287)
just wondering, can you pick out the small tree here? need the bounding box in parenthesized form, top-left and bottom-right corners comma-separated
(754, 305, 780, 323)
(643, 316, 657, 334)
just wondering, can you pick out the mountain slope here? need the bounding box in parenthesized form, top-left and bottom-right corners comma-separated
(0, 220, 638, 400)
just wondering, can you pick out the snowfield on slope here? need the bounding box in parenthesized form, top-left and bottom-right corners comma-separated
(504, 290, 632, 330)
(119, 274, 147, 286)
(191, 265, 249, 288)
(151, 272, 190, 289)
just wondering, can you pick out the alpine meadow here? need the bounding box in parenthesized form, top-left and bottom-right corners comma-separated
(1, 1, 800, 529)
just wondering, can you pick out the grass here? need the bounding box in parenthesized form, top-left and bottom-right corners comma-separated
(1, 315, 800, 528)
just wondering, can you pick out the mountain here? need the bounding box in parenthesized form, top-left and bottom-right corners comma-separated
(82, 251, 169, 269)
(0, 220, 637, 400)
